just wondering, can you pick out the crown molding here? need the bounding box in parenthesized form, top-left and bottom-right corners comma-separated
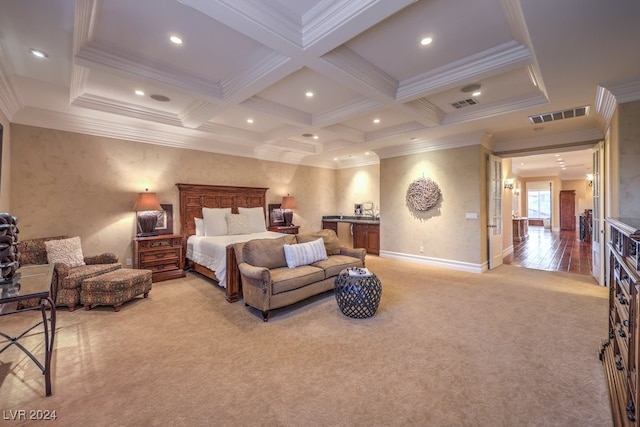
(595, 77, 640, 129)
(397, 41, 532, 101)
(320, 45, 397, 100)
(313, 97, 382, 127)
(374, 130, 488, 159)
(75, 43, 224, 100)
(443, 92, 549, 125)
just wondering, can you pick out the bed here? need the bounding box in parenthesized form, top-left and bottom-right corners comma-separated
(176, 183, 287, 302)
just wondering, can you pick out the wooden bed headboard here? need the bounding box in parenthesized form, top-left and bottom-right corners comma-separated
(175, 183, 269, 237)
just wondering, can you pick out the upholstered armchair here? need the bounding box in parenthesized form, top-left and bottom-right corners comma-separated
(17, 236, 122, 311)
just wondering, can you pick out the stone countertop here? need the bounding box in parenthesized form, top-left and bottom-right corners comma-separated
(322, 216, 380, 225)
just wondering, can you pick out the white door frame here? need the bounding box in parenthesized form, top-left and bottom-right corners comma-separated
(488, 154, 504, 269)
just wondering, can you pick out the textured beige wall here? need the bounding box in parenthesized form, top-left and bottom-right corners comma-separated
(380, 145, 485, 265)
(335, 164, 379, 216)
(618, 100, 640, 217)
(0, 110, 10, 211)
(10, 124, 336, 264)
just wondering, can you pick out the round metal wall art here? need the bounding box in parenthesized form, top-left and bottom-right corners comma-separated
(406, 177, 441, 211)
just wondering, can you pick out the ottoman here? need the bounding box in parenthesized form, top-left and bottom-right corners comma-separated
(81, 269, 152, 312)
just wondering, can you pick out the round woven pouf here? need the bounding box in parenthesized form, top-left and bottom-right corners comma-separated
(334, 269, 382, 318)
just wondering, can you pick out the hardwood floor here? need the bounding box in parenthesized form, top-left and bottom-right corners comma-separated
(504, 226, 593, 276)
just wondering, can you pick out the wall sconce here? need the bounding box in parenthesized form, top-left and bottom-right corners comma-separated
(586, 174, 593, 187)
(280, 194, 297, 226)
(514, 188, 520, 196)
(504, 178, 514, 190)
(133, 189, 163, 236)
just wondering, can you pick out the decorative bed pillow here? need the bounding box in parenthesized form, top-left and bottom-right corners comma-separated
(44, 236, 86, 267)
(202, 207, 232, 236)
(283, 238, 327, 268)
(243, 237, 290, 269)
(297, 229, 341, 255)
(194, 218, 204, 236)
(238, 207, 267, 233)
(226, 213, 251, 235)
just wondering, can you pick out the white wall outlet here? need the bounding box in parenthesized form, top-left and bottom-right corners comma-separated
(465, 212, 478, 220)
(126, 258, 132, 266)
(419, 245, 424, 253)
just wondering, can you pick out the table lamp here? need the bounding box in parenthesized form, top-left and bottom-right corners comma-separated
(280, 195, 297, 226)
(133, 189, 163, 236)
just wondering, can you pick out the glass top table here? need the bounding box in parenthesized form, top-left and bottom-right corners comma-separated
(0, 264, 56, 396)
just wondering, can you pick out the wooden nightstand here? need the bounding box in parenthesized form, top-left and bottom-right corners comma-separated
(268, 225, 300, 234)
(133, 234, 186, 282)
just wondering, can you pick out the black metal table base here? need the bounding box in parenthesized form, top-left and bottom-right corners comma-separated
(0, 297, 56, 396)
(334, 271, 382, 318)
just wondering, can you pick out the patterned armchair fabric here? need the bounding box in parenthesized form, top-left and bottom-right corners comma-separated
(17, 236, 122, 311)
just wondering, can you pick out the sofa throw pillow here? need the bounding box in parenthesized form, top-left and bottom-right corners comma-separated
(226, 213, 251, 235)
(283, 238, 327, 268)
(44, 236, 86, 267)
(297, 229, 341, 255)
(202, 207, 232, 236)
(194, 218, 204, 236)
(243, 237, 290, 269)
(237, 207, 267, 233)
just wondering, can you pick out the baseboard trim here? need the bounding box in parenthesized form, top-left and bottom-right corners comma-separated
(378, 250, 485, 274)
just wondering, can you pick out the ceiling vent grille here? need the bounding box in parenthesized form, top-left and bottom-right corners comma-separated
(529, 105, 589, 125)
(451, 98, 478, 109)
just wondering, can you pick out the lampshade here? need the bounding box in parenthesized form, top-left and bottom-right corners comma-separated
(133, 191, 163, 236)
(281, 196, 297, 210)
(133, 192, 162, 212)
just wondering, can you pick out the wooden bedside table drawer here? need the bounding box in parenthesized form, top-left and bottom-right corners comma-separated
(138, 247, 181, 264)
(133, 234, 186, 282)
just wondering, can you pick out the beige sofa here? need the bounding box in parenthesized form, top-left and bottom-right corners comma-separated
(234, 230, 366, 321)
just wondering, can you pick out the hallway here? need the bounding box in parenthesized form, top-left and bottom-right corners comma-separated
(504, 226, 593, 276)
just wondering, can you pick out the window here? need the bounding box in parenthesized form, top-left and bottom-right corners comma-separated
(527, 190, 551, 218)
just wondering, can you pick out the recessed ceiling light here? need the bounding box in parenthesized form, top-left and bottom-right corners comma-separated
(313, 135, 319, 140)
(333, 158, 338, 161)
(472, 91, 481, 97)
(373, 118, 380, 124)
(461, 83, 481, 93)
(150, 94, 170, 102)
(29, 48, 48, 58)
(420, 37, 433, 46)
(169, 35, 183, 45)
(305, 91, 314, 98)
(135, 90, 145, 96)
(246, 118, 253, 124)
(365, 152, 370, 156)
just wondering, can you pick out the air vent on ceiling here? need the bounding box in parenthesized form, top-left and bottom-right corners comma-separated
(451, 98, 478, 109)
(528, 105, 589, 125)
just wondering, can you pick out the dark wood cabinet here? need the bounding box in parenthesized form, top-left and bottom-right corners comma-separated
(322, 221, 337, 233)
(560, 190, 576, 230)
(268, 225, 299, 234)
(601, 218, 640, 426)
(353, 223, 380, 255)
(133, 234, 185, 282)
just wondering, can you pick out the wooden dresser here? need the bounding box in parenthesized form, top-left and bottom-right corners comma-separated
(601, 218, 640, 426)
(133, 234, 186, 282)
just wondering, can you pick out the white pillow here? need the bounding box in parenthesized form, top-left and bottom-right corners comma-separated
(283, 238, 327, 268)
(238, 207, 267, 233)
(202, 207, 231, 236)
(226, 213, 251, 235)
(194, 217, 204, 236)
(44, 236, 86, 267)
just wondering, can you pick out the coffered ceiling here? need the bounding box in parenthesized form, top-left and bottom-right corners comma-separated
(1, 0, 639, 178)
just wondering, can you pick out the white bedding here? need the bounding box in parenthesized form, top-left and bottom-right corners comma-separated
(186, 232, 286, 288)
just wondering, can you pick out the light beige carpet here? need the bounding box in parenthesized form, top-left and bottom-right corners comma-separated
(0, 257, 612, 426)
